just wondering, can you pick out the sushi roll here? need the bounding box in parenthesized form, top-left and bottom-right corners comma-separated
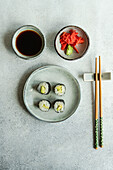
(54, 84, 66, 96)
(39, 100, 51, 112)
(37, 82, 50, 95)
(54, 100, 65, 113)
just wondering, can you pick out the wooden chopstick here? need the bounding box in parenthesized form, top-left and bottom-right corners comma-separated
(99, 56, 103, 147)
(95, 58, 98, 149)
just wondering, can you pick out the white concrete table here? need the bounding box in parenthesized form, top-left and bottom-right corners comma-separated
(0, 0, 113, 169)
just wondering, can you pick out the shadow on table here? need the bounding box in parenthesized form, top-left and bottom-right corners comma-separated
(78, 74, 84, 79)
(3, 23, 22, 53)
(79, 71, 95, 148)
(4, 30, 14, 53)
(46, 32, 57, 52)
(91, 82, 95, 149)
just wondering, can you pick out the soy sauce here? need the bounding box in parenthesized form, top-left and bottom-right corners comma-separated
(16, 30, 42, 56)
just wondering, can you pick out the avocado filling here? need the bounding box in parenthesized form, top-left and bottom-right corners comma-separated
(56, 85, 62, 93)
(41, 86, 46, 94)
(43, 104, 49, 109)
(57, 104, 63, 111)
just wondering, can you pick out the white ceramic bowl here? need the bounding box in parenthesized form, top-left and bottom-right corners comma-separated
(12, 25, 45, 60)
(54, 25, 89, 61)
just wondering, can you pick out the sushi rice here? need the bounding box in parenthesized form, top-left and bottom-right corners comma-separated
(39, 100, 50, 112)
(37, 82, 50, 95)
(54, 84, 66, 96)
(54, 100, 65, 113)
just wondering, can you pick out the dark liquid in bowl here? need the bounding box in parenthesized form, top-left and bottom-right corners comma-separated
(16, 30, 42, 56)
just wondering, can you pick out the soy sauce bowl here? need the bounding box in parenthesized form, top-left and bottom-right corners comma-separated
(54, 25, 89, 61)
(12, 25, 45, 60)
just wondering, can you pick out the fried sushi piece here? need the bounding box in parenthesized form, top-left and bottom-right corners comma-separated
(37, 82, 50, 95)
(54, 84, 66, 96)
(54, 100, 65, 113)
(38, 100, 51, 112)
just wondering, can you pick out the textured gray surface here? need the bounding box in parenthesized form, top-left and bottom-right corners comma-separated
(0, 0, 113, 169)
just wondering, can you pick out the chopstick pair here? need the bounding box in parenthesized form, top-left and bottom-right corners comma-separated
(95, 56, 103, 149)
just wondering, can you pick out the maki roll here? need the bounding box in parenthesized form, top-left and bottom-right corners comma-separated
(54, 100, 65, 113)
(37, 82, 50, 95)
(39, 100, 51, 112)
(54, 84, 66, 96)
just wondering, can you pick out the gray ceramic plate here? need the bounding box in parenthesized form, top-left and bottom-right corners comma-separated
(54, 25, 89, 60)
(23, 65, 81, 122)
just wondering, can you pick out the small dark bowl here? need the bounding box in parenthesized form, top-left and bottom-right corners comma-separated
(54, 25, 89, 61)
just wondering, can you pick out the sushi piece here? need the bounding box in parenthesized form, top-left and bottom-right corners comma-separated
(54, 84, 66, 96)
(37, 82, 50, 95)
(54, 100, 65, 113)
(39, 100, 51, 112)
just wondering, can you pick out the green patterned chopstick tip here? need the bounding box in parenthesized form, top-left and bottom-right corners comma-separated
(95, 119, 98, 149)
(100, 117, 103, 147)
